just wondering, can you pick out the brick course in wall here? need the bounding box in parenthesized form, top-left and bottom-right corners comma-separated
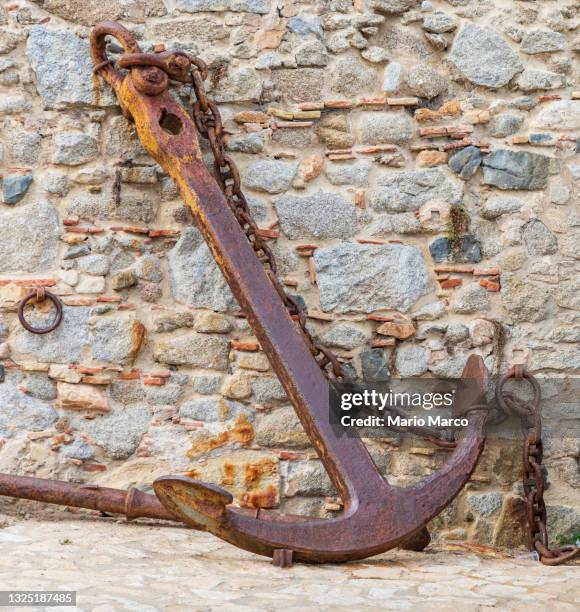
(0, 0, 578, 549)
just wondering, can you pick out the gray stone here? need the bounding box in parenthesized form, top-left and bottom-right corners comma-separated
(60, 439, 95, 461)
(2, 174, 32, 204)
(153, 311, 195, 333)
(0, 96, 31, 114)
(65, 192, 111, 220)
(252, 376, 287, 403)
(548, 326, 580, 343)
(109, 380, 145, 405)
(314, 242, 431, 313)
(556, 277, 580, 311)
(91, 317, 144, 364)
(212, 67, 262, 103)
(467, 492, 503, 517)
(175, 0, 269, 12)
(288, 14, 323, 38)
(274, 191, 356, 240)
(271, 68, 324, 103)
(22, 373, 56, 402)
(517, 69, 566, 92)
(52, 132, 98, 166)
(482, 150, 550, 190)
(521, 30, 566, 55)
(8, 131, 42, 166)
(26, 26, 115, 109)
(560, 233, 580, 260)
(489, 113, 524, 138)
(168, 227, 237, 312)
(115, 193, 158, 224)
(76, 254, 110, 276)
(382, 62, 403, 92)
(153, 332, 230, 370)
(429, 235, 482, 264)
(330, 57, 377, 97)
(180, 397, 250, 422)
(530, 348, 580, 371)
(370, 0, 419, 14)
(422, 11, 456, 33)
(546, 505, 580, 542)
(225, 131, 266, 154)
(255, 406, 309, 449)
(151, 18, 227, 42)
(282, 460, 335, 497)
(412, 301, 446, 321)
(295, 40, 329, 67)
(105, 116, 147, 158)
(0, 379, 57, 437)
(451, 283, 490, 314)
(191, 374, 222, 395)
(448, 146, 482, 179)
(501, 274, 551, 322)
(358, 112, 414, 144)
(134, 254, 163, 283)
(44, 170, 69, 196)
(429, 352, 470, 378)
(14, 307, 91, 364)
(445, 322, 469, 344)
(325, 161, 371, 187)
(481, 196, 523, 220)
(370, 168, 463, 212)
(321, 324, 370, 350)
(360, 348, 390, 382)
(0, 202, 59, 273)
(244, 160, 298, 194)
(361, 46, 390, 63)
(255, 52, 283, 70)
(405, 64, 448, 98)
(534, 100, 580, 131)
(522, 220, 557, 256)
(395, 344, 428, 377)
(449, 23, 523, 88)
(75, 403, 151, 460)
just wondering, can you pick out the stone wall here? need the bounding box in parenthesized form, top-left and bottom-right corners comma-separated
(0, 0, 578, 548)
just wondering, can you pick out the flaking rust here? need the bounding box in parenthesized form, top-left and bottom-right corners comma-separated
(0, 21, 489, 567)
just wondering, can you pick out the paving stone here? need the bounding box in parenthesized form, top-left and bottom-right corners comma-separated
(314, 242, 431, 313)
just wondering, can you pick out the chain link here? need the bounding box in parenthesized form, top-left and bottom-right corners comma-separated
(188, 59, 346, 381)
(495, 367, 580, 566)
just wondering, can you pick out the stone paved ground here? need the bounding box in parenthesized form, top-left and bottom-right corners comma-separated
(0, 517, 578, 611)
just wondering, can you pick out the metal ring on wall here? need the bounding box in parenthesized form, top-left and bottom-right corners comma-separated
(17, 289, 63, 334)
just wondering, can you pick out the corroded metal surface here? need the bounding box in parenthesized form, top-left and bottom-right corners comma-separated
(86, 21, 487, 563)
(17, 288, 63, 334)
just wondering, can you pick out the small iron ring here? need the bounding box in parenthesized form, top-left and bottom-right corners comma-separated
(18, 289, 63, 334)
(495, 365, 541, 415)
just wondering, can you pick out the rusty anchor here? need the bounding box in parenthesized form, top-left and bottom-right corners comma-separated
(85, 21, 488, 563)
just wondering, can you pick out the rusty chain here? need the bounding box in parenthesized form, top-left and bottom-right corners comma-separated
(187, 57, 346, 381)
(495, 366, 580, 566)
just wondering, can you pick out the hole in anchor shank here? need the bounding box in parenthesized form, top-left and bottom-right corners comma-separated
(160, 109, 183, 135)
